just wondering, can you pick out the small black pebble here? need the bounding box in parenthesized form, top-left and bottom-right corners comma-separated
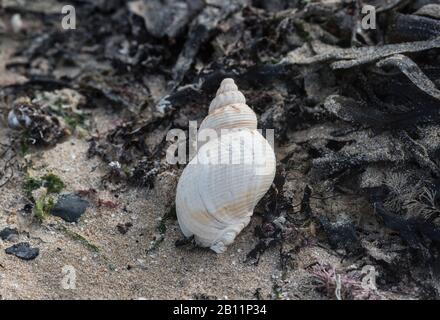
(5, 242, 39, 260)
(117, 222, 133, 234)
(0, 227, 19, 242)
(23, 203, 33, 213)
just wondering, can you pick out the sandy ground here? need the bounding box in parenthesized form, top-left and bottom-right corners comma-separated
(0, 101, 352, 300)
(0, 136, 260, 299)
(0, 120, 322, 300)
(0, 26, 326, 300)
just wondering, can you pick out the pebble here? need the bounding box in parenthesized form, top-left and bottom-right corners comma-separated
(0, 227, 19, 242)
(51, 193, 89, 223)
(5, 242, 39, 260)
(11, 13, 23, 33)
(116, 222, 133, 234)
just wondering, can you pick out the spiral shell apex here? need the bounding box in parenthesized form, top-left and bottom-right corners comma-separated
(175, 78, 276, 253)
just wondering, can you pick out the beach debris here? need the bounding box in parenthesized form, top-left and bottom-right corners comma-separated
(51, 193, 90, 223)
(24, 173, 65, 196)
(309, 263, 383, 300)
(32, 89, 88, 129)
(5, 242, 39, 261)
(127, 0, 204, 39)
(170, 1, 245, 88)
(0, 227, 19, 242)
(147, 206, 176, 253)
(0, 45, 28, 86)
(11, 13, 23, 33)
(97, 198, 119, 209)
(282, 37, 440, 69)
(23, 173, 65, 221)
(317, 217, 361, 255)
(387, 13, 440, 42)
(79, 73, 150, 114)
(117, 222, 133, 235)
(7, 97, 70, 146)
(376, 54, 440, 101)
(87, 118, 167, 186)
(7, 106, 32, 130)
(32, 187, 54, 222)
(7, 89, 87, 148)
(58, 225, 99, 253)
(415, 4, 440, 19)
(245, 167, 297, 265)
(0, 142, 18, 188)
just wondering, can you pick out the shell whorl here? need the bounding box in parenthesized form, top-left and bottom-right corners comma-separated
(209, 78, 247, 113)
(202, 78, 257, 133)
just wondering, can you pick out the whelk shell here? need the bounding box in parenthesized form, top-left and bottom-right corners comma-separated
(175, 78, 276, 253)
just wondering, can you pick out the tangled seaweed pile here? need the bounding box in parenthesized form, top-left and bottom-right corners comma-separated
(1, 0, 440, 299)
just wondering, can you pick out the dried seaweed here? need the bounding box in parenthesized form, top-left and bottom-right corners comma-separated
(376, 54, 440, 100)
(245, 166, 302, 265)
(416, 4, 440, 19)
(311, 132, 406, 180)
(387, 13, 440, 42)
(369, 187, 440, 250)
(87, 117, 170, 186)
(309, 263, 383, 300)
(170, 1, 244, 89)
(7, 97, 70, 146)
(283, 37, 440, 69)
(128, 0, 204, 39)
(0, 142, 19, 188)
(318, 217, 362, 255)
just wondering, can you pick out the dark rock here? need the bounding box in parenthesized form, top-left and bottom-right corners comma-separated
(51, 193, 89, 223)
(117, 222, 133, 234)
(318, 217, 362, 255)
(23, 203, 33, 213)
(5, 243, 39, 260)
(128, 0, 204, 38)
(0, 227, 19, 242)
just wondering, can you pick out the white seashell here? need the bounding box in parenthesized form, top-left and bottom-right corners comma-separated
(11, 14, 24, 33)
(176, 78, 276, 253)
(8, 109, 32, 130)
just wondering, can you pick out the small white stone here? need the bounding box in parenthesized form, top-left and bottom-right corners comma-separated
(11, 14, 23, 33)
